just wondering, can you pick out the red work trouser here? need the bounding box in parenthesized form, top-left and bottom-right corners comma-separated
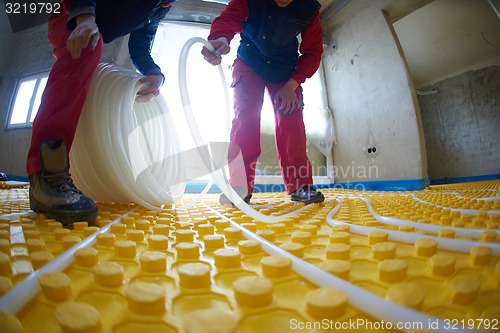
(26, 2, 103, 177)
(228, 58, 313, 195)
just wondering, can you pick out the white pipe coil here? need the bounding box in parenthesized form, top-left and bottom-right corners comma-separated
(70, 63, 185, 210)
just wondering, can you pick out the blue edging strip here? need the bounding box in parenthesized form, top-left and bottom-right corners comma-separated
(6, 173, 499, 193)
(185, 179, 426, 193)
(430, 173, 500, 185)
(5, 175, 29, 182)
(318, 179, 425, 191)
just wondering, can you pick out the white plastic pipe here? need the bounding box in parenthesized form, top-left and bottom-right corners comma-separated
(178, 37, 308, 222)
(0, 209, 137, 313)
(327, 198, 500, 255)
(202, 203, 475, 333)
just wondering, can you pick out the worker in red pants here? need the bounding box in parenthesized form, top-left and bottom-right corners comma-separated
(202, 0, 325, 205)
(26, 0, 176, 224)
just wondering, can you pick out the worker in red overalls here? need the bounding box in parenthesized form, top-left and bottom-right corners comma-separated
(26, 0, 176, 224)
(202, 0, 325, 205)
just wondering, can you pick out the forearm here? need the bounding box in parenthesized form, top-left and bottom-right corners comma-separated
(291, 11, 323, 85)
(208, 0, 248, 43)
(67, 0, 96, 31)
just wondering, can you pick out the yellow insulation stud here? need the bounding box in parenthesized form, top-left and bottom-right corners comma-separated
(62, 236, 82, 250)
(318, 260, 351, 280)
(261, 255, 292, 278)
(83, 226, 99, 237)
(110, 223, 126, 235)
(126, 230, 144, 242)
(0, 253, 12, 277)
(0, 239, 9, 255)
(385, 282, 425, 309)
(74, 247, 99, 267)
(38, 272, 72, 302)
(121, 216, 135, 227)
(93, 262, 124, 287)
(291, 231, 312, 246)
(147, 234, 169, 250)
(176, 242, 200, 260)
(176, 229, 195, 242)
(0, 276, 13, 296)
(96, 233, 115, 247)
(378, 259, 408, 283)
(480, 230, 497, 242)
(330, 231, 350, 244)
(438, 229, 455, 239)
(238, 239, 261, 255)
(0, 311, 24, 333)
(25, 239, 46, 252)
(279, 242, 305, 258)
(203, 234, 225, 249)
(306, 287, 349, 319)
(55, 301, 102, 333)
(72, 221, 88, 230)
(47, 221, 62, 231)
(372, 242, 397, 260)
(256, 230, 275, 242)
(429, 253, 456, 276)
(300, 224, 318, 236)
(270, 223, 286, 234)
(178, 263, 211, 288)
(30, 251, 54, 270)
(114, 240, 137, 258)
(54, 228, 70, 241)
(469, 246, 492, 266)
(135, 220, 150, 231)
(197, 224, 215, 236)
(233, 276, 273, 307)
(326, 243, 350, 260)
(415, 238, 437, 257)
(140, 251, 167, 272)
(126, 282, 166, 315)
(223, 227, 243, 241)
(214, 248, 241, 268)
(450, 275, 481, 305)
(368, 230, 388, 245)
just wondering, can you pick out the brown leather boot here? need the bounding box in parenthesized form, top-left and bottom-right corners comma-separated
(29, 140, 98, 224)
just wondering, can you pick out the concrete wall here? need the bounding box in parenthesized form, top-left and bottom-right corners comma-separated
(418, 65, 500, 180)
(0, 9, 122, 177)
(321, 0, 427, 184)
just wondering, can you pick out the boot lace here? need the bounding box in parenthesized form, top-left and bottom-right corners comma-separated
(43, 172, 82, 194)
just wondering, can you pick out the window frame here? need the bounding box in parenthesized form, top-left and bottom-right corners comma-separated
(5, 71, 49, 130)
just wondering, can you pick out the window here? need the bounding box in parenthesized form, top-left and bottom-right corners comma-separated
(7, 72, 49, 128)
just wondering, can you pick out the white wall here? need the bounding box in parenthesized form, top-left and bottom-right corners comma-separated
(322, 0, 427, 184)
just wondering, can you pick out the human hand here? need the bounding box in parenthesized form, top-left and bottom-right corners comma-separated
(67, 14, 100, 59)
(274, 79, 300, 115)
(201, 37, 230, 66)
(138, 74, 164, 97)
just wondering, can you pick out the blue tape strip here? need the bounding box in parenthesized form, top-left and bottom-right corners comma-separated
(430, 173, 500, 185)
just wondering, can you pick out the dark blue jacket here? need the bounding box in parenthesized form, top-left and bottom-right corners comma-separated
(66, 0, 175, 75)
(238, 0, 320, 83)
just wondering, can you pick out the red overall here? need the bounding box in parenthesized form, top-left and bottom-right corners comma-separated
(229, 58, 313, 195)
(26, 2, 103, 177)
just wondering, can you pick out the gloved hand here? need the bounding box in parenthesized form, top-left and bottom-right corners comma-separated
(201, 37, 230, 66)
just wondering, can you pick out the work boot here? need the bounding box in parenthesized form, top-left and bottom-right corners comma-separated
(290, 185, 325, 204)
(219, 186, 252, 205)
(29, 140, 98, 224)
